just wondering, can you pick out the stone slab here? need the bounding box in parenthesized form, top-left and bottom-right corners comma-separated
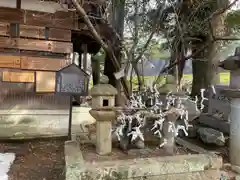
(175, 137, 211, 154)
(65, 140, 223, 180)
(132, 170, 226, 180)
(197, 114, 229, 134)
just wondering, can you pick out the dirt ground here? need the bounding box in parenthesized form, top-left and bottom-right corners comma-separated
(0, 137, 67, 180)
(0, 135, 235, 180)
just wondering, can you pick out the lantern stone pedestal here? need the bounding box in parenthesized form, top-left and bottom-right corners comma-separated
(219, 47, 240, 166)
(222, 89, 240, 167)
(89, 76, 118, 155)
(89, 109, 116, 155)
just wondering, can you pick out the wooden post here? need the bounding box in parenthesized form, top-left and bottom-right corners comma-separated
(78, 53, 82, 68)
(82, 44, 88, 72)
(235, 47, 240, 56)
(17, 0, 21, 8)
(91, 56, 100, 85)
(10, 0, 21, 37)
(68, 96, 73, 140)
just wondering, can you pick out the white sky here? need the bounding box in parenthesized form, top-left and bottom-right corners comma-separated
(231, 0, 240, 10)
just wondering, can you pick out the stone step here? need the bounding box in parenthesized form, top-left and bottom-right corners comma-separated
(133, 170, 228, 180)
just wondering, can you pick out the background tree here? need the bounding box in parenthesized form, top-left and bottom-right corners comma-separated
(147, 0, 239, 96)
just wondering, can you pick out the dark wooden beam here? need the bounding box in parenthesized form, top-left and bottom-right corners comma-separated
(16, 0, 21, 8)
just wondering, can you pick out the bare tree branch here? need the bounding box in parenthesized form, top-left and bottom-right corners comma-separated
(153, 43, 210, 86)
(134, 3, 165, 63)
(72, 0, 130, 98)
(202, 0, 239, 24)
(214, 36, 240, 41)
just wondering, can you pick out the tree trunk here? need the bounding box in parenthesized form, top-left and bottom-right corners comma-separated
(131, 0, 144, 90)
(132, 62, 143, 90)
(111, 0, 125, 38)
(191, 40, 208, 97)
(191, 0, 227, 97)
(104, 0, 126, 105)
(207, 1, 227, 86)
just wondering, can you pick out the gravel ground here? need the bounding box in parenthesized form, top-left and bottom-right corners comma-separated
(0, 137, 67, 180)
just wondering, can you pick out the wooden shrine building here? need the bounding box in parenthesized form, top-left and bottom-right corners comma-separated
(0, 0, 107, 138)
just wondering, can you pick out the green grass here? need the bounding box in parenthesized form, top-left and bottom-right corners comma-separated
(182, 72, 230, 85)
(128, 72, 230, 86)
(89, 72, 230, 89)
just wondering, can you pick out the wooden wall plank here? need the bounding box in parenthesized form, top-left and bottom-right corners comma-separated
(19, 25, 45, 39)
(0, 37, 72, 53)
(0, 7, 77, 30)
(0, 22, 10, 36)
(17, 38, 73, 53)
(0, 55, 21, 68)
(0, 7, 24, 24)
(53, 11, 75, 29)
(21, 56, 71, 71)
(2, 71, 34, 83)
(16, 25, 71, 42)
(0, 36, 12, 48)
(25, 10, 54, 27)
(49, 28, 71, 42)
(36, 71, 56, 92)
(0, 54, 71, 70)
(24, 10, 76, 29)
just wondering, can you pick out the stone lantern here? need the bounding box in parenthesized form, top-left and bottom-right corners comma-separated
(219, 47, 240, 166)
(89, 75, 117, 155)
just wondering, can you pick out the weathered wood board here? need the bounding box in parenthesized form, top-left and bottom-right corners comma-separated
(0, 22, 9, 36)
(0, 54, 71, 70)
(0, 55, 21, 68)
(0, 23, 72, 42)
(0, 7, 76, 29)
(56, 64, 89, 95)
(19, 25, 45, 39)
(36, 71, 56, 92)
(20, 56, 71, 71)
(0, 36, 72, 53)
(48, 28, 71, 42)
(2, 71, 34, 83)
(18, 38, 73, 53)
(0, 7, 24, 24)
(53, 11, 76, 30)
(25, 10, 54, 27)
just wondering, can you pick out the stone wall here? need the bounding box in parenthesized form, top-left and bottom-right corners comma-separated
(0, 107, 95, 139)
